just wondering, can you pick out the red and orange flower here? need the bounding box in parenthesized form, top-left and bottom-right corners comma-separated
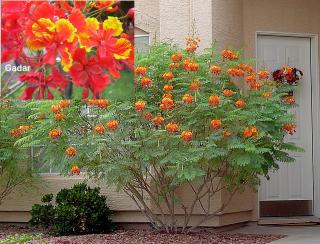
(210, 119, 222, 130)
(49, 129, 62, 139)
(181, 131, 193, 142)
(70, 165, 80, 175)
(153, 116, 164, 125)
(163, 72, 174, 81)
(243, 127, 259, 139)
(141, 77, 152, 88)
(235, 100, 246, 108)
(221, 49, 238, 60)
(223, 89, 235, 97)
(94, 124, 105, 135)
(166, 123, 179, 133)
(258, 70, 270, 80)
(210, 65, 221, 75)
(135, 100, 146, 112)
(182, 94, 193, 104)
(106, 120, 119, 131)
(189, 80, 201, 91)
(66, 146, 77, 157)
(171, 53, 183, 63)
(135, 66, 147, 76)
(283, 123, 296, 135)
(208, 95, 220, 106)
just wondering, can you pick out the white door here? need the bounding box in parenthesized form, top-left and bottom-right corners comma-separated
(257, 36, 313, 204)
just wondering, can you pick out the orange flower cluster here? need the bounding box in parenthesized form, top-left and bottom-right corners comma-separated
(169, 63, 180, 70)
(87, 99, 110, 109)
(283, 95, 295, 104)
(10, 125, 32, 138)
(258, 70, 270, 80)
(70, 165, 80, 175)
(49, 129, 62, 139)
(210, 65, 221, 75)
(235, 100, 246, 108)
(243, 127, 258, 139)
(183, 59, 199, 72)
(106, 120, 119, 131)
(66, 146, 77, 157)
(210, 119, 222, 130)
(221, 49, 238, 60)
(171, 53, 183, 63)
(144, 113, 153, 120)
(227, 68, 245, 77)
(51, 104, 62, 114)
(248, 81, 261, 90)
(245, 74, 256, 83)
(169, 53, 183, 70)
(283, 123, 296, 135)
(208, 95, 220, 106)
(153, 116, 164, 125)
(163, 84, 173, 92)
(181, 130, 193, 142)
(94, 124, 106, 135)
(182, 94, 193, 104)
(135, 100, 146, 112)
(163, 93, 173, 99)
(135, 66, 147, 76)
(163, 72, 174, 81)
(50, 101, 70, 121)
(141, 77, 153, 88)
(223, 89, 235, 97)
(185, 37, 200, 53)
(244, 74, 262, 90)
(55, 113, 65, 121)
(262, 92, 272, 98)
(189, 80, 201, 91)
(60, 100, 70, 108)
(222, 129, 232, 138)
(166, 123, 179, 133)
(237, 64, 254, 74)
(160, 97, 175, 110)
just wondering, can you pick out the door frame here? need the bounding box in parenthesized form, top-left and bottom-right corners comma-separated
(255, 31, 320, 218)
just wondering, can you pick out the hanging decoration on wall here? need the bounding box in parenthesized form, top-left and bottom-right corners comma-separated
(272, 66, 303, 85)
(272, 66, 303, 104)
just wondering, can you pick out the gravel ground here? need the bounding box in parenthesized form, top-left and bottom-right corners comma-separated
(0, 225, 285, 244)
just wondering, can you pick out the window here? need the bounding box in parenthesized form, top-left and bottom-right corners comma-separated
(31, 145, 60, 175)
(135, 28, 150, 53)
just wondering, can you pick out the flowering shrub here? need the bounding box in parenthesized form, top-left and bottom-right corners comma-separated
(1, 0, 134, 99)
(14, 38, 302, 233)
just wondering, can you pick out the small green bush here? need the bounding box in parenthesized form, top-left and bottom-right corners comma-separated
(29, 183, 114, 236)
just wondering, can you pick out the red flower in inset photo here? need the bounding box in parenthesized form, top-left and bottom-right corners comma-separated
(1, 0, 134, 100)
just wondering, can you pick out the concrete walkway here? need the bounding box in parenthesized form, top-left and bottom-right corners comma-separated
(226, 223, 320, 243)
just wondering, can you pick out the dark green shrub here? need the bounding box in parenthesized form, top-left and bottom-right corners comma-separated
(29, 194, 54, 228)
(29, 183, 114, 236)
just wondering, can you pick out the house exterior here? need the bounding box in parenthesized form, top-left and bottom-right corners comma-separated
(1, 0, 319, 226)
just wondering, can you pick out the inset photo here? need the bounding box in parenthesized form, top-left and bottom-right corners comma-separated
(1, 0, 134, 100)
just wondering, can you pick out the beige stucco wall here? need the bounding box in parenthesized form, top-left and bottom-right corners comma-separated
(0, 176, 145, 223)
(158, 0, 213, 50)
(135, 0, 160, 42)
(135, 0, 244, 50)
(243, 0, 320, 58)
(212, 0, 244, 49)
(0, 175, 253, 226)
